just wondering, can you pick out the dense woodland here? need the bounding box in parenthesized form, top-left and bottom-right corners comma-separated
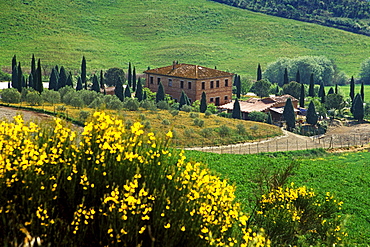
(212, 0, 370, 36)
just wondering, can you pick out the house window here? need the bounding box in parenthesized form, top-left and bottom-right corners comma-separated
(157, 78, 161, 85)
(210, 81, 214, 89)
(188, 81, 192, 89)
(215, 97, 220, 106)
(224, 95, 228, 101)
(150, 76, 154, 84)
(180, 81, 184, 89)
(201, 81, 205, 90)
(210, 97, 214, 103)
(168, 78, 172, 87)
(225, 79, 229, 87)
(216, 80, 220, 88)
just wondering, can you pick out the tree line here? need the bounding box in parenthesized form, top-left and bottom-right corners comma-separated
(212, 0, 370, 36)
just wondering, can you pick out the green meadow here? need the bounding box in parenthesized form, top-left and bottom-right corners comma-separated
(1, 0, 370, 78)
(185, 149, 370, 245)
(326, 84, 370, 102)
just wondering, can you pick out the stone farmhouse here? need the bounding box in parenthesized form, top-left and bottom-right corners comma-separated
(218, 94, 299, 121)
(144, 62, 234, 106)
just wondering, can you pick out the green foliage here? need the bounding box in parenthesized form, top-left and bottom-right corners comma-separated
(248, 111, 267, 122)
(114, 77, 124, 102)
(41, 89, 61, 105)
(0, 70, 11, 81)
(156, 100, 170, 110)
(91, 74, 100, 93)
(0, 88, 21, 103)
(350, 76, 355, 101)
(79, 110, 90, 121)
(156, 82, 165, 103)
(353, 93, 364, 121)
(124, 84, 131, 98)
(306, 101, 318, 126)
(218, 124, 231, 137)
(70, 95, 84, 108)
(88, 97, 103, 109)
(282, 81, 301, 99)
(135, 78, 143, 101)
(204, 110, 212, 118)
(283, 98, 295, 131)
(25, 91, 43, 106)
(123, 98, 139, 111)
(139, 100, 157, 111)
(325, 93, 344, 111)
(250, 79, 272, 97)
(81, 56, 86, 88)
(170, 109, 179, 117)
(104, 95, 123, 110)
(161, 118, 170, 125)
(266, 112, 273, 124)
(58, 66, 67, 90)
(189, 112, 199, 118)
(232, 98, 241, 119)
(200, 91, 207, 113)
(236, 123, 246, 135)
(360, 58, 370, 84)
(299, 83, 305, 108)
(308, 73, 315, 97)
(58, 86, 75, 103)
(80, 90, 101, 106)
(257, 63, 262, 81)
(180, 104, 192, 112)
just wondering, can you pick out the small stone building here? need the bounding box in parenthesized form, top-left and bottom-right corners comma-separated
(144, 62, 234, 105)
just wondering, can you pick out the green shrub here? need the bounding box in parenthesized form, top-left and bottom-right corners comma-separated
(236, 123, 246, 135)
(218, 125, 231, 137)
(140, 100, 157, 111)
(189, 112, 199, 118)
(157, 100, 170, 110)
(193, 118, 204, 127)
(0, 70, 11, 81)
(88, 97, 103, 109)
(70, 96, 84, 108)
(80, 90, 100, 105)
(248, 111, 267, 122)
(200, 128, 214, 138)
(170, 109, 179, 116)
(123, 98, 139, 111)
(25, 91, 43, 106)
(58, 86, 75, 102)
(218, 112, 231, 118)
(162, 119, 170, 125)
(79, 110, 91, 122)
(105, 95, 123, 110)
(41, 89, 61, 105)
(180, 105, 192, 112)
(0, 88, 21, 103)
(204, 110, 212, 118)
(56, 105, 66, 111)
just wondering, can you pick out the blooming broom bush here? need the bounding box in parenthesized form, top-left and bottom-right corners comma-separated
(0, 112, 269, 246)
(253, 183, 347, 246)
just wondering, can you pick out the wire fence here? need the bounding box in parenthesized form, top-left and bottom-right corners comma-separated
(183, 133, 370, 154)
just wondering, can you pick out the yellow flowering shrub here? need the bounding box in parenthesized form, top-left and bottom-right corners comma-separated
(254, 183, 347, 246)
(0, 112, 269, 246)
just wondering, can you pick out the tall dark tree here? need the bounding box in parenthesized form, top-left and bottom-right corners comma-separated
(31, 54, 36, 80)
(135, 78, 143, 101)
(100, 70, 104, 89)
(156, 82, 165, 103)
(232, 98, 241, 119)
(306, 101, 318, 126)
(12, 55, 17, 76)
(295, 70, 301, 84)
(283, 97, 295, 131)
(127, 62, 132, 88)
(91, 74, 100, 93)
(320, 84, 326, 103)
(361, 82, 365, 102)
(76, 77, 83, 91)
(257, 63, 262, 81)
(132, 66, 137, 92)
(236, 75, 241, 99)
(66, 72, 73, 87)
(124, 84, 131, 99)
(114, 77, 124, 102)
(55, 65, 59, 73)
(143, 90, 147, 101)
(81, 56, 87, 90)
(21, 75, 26, 89)
(299, 83, 305, 108)
(35, 59, 43, 93)
(11, 63, 18, 90)
(266, 112, 273, 124)
(283, 68, 289, 85)
(28, 73, 34, 89)
(308, 73, 315, 97)
(58, 66, 67, 90)
(327, 87, 334, 95)
(200, 91, 207, 113)
(17, 62, 23, 92)
(350, 76, 355, 101)
(353, 93, 364, 121)
(49, 68, 58, 90)
(179, 90, 188, 109)
(335, 84, 338, 94)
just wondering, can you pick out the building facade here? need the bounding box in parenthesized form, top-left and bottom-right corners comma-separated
(144, 63, 234, 106)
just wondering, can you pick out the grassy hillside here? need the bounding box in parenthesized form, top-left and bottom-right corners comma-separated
(1, 0, 370, 78)
(185, 149, 370, 245)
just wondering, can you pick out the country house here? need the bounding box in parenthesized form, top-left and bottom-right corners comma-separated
(144, 62, 234, 105)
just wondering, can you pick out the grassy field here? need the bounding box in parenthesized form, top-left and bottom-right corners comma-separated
(184, 149, 370, 245)
(326, 84, 370, 102)
(1, 0, 370, 79)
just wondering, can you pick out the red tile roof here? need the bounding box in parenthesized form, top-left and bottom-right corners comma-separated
(143, 63, 234, 80)
(218, 95, 298, 113)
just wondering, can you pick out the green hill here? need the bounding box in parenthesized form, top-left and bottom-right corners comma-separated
(1, 0, 370, 78)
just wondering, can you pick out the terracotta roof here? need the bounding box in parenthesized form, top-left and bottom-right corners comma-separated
(143, 63, 234, 80)
(218, 94, 298, 113)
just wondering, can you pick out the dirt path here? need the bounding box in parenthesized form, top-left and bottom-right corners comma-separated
(0, 106, 51, 122)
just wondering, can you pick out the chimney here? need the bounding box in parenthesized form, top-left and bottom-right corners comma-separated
(195, 65, 198, 78)
(172, 61, 176, 70)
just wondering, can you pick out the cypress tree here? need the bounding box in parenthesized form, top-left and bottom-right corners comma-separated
(328, 87, 334, 95)
(114, 77, 124, 102)
(81, 56, 87, 90)
(132, 66, 136, 92)
(49, 68, 58, 90)
(17, 62, 23, 92)
(361, 82, 365, 102)
(36, 59, 43, 93)
(143, 90, 147, 101)
(100, 70, 104, 89)
(28, 73, 34, 89)
(12, 55, 17, 76)
(308, 73, 315, 97)
(236, 75, 241, 99)
(55, 65, 59, 73)
(320, 84, 326, 103)
(283, 97, 295, 131)
(124, 84, 131, 99)
(295, 70, 300, 84)
(232, 98, 242, 119)
(306, 101, 318, 126)
(156, 82, 165, 103)
(31, 54, 36, 80)
(299, 83, 305, 108)
(266, 112, 273, 124)
(91, 74, 100, 93)
(257, 63, 262, 81)
(76, 77, 83, 91)
(66, 72, 73, 87)
(12, 64, 18, 90)
(127, 62, 132, 88)
(350, 76, 355, 101)
(58, 66, 67, 90)
(353, 93, 364, 121)
(275, 85, 280, 95)
(283, 68, 289, 85)
(179, 90, 187, 109)
(200, 91, 207, 113)
(335, 84, 338, 94)
(135, 78, 143, 101)
(21, 75, 26, 89)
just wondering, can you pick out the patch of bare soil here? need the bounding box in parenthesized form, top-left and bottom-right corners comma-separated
(0, 106, 51, 122)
